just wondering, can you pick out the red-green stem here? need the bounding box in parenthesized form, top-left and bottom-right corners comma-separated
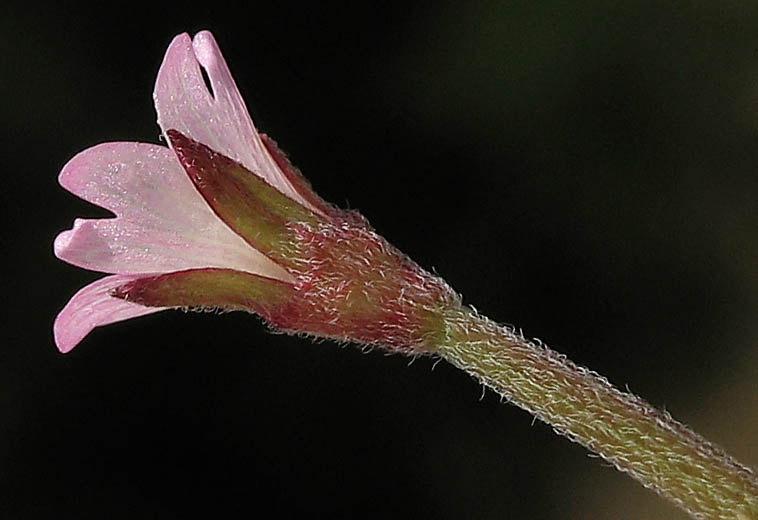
(435, 306, 758, 519)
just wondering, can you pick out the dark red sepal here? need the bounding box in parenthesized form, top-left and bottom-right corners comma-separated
(111, 268, 295, 319)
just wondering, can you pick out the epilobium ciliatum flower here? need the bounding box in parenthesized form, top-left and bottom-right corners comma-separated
(54, 31, 457, 354)
(54, 32, 757, 519)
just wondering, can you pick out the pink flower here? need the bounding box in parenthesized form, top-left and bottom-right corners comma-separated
(55, 31, 455, 354)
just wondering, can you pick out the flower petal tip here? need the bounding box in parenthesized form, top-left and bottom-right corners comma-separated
(53, 225, 75, 260)
(53, 275, 166, 353)
(57, 142, 144, 203)
(153, 30, 318, 212)
(57, 147, 92, 195)
(53, 313, 82, 354)
(191, 30, 220, 68)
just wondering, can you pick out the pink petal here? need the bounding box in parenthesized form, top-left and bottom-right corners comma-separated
(54, 275, 165, 353)
(154, 31, 321, 213)
(56, 142, 293, 281)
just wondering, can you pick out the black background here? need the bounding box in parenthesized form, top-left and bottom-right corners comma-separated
(2, 2, 757, 518)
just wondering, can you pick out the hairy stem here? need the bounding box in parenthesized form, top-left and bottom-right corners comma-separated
(435, 306, 758, 519)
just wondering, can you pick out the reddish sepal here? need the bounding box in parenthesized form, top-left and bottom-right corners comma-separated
(261, 134, 337, 218)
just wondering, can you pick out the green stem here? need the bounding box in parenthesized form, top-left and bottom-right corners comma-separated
(435, 306, 758, 520)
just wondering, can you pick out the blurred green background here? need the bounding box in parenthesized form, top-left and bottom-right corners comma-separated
(1, 1, 756, 518)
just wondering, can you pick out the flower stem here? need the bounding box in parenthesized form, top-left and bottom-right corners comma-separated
(435, 306, 758, 519)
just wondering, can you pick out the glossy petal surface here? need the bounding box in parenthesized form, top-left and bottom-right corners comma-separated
(55, 142, 292, 281)
(54, 275, 165, 353)
(154, 31, 318, 212)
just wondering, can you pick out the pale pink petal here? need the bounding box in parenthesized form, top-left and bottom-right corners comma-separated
(153, 31, 320, 213)
(54, 275, 165, 353)
(56, 142, 292, 281)
(55, 218, 283, 275)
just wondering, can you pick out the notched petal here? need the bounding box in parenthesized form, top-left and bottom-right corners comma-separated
(154, 31, 321, 213)
(55, 141, 293, 281)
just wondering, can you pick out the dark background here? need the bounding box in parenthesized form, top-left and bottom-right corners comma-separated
(2, 1, 757, 518)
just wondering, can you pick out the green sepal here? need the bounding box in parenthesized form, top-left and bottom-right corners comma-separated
(167, 130, 321, 264)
